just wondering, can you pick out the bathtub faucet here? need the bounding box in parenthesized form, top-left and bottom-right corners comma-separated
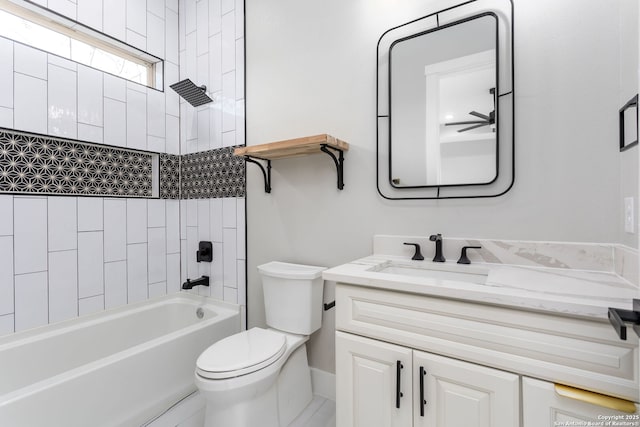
(182, 276, 210, 290)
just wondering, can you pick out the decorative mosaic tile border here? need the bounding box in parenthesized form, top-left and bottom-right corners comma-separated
(0, 128, 245, 200)
(159, 154, 180, 199)
(0, 128, 154, 198)
(181, 146, 245, 199)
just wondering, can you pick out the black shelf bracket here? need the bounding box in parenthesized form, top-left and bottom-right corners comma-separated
(244, 156, 271, 193)
(608, 299, 640, 340)
(320, 144, 345, 190)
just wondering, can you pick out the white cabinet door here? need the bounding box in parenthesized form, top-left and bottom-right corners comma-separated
(523, 377, 639, 426)
(336, 331, 413, 427)
(413, 350, 519, 427)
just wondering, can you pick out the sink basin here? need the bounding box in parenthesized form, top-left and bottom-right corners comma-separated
(371, 262, 488, 285)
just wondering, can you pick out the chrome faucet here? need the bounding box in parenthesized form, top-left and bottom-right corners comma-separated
(429, 234, 445, 262)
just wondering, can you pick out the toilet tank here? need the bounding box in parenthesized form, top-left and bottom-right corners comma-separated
(257, 262, 326, 335)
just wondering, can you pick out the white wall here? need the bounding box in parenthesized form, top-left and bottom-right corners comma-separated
(246, 0, 627, 373)
(618, 0, 639, 249)
(0, 0, 181, 335)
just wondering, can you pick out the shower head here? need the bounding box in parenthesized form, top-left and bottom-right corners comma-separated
(169, 79, 214, 107)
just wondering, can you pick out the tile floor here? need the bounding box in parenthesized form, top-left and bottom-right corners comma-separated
(289, 395, 336, 427)
(146, 392, 336, 427)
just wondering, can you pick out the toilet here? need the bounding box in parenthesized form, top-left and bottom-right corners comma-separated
(194, 261, 326, 427)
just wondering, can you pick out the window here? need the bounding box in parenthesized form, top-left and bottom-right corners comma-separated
(0, 0, 162, 89)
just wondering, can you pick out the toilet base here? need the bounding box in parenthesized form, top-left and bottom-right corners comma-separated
(201, 343, 313, 427)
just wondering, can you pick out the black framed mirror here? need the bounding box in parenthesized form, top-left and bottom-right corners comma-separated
(620, 94, 638, 152)
(377, 0, 514, 200)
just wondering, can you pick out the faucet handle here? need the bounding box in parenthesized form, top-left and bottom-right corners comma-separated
(403, 243, 424, 261)
(457, 246, 482, 264)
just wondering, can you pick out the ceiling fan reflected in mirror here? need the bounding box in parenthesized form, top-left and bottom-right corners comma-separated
(445, 87, 496, 133)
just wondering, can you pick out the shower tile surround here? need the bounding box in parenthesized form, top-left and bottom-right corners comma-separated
(0, 0, 248, 341)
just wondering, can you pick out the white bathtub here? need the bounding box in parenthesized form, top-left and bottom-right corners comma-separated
(0, 293, 240, 427)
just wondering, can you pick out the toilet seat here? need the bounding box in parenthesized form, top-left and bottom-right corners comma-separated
(196, 328, 287, 380)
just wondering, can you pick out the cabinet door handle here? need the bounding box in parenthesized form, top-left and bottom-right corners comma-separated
(396, 360, 403, 409)
(419, 366, 427, 416)
(555, 384, 636, 413)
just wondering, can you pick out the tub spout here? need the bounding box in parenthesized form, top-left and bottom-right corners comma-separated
(182, 276, 210, 290)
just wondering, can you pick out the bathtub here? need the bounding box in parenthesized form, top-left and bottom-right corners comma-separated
(0, 293, 240, 427)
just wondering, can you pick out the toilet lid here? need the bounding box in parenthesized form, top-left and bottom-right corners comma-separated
(196, 328, 287, 380)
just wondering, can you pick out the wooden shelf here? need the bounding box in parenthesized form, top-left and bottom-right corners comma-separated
(233, 134, 349, 160)
(234, 134, 349, 193)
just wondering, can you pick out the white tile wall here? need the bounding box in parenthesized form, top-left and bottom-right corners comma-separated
(177, 0, 245, 307)
(149, 281, 167, 298)
(104, 260, 127, 309)
(127, 242, 148, 303)
(166, 200, 180, 253)
(197, 199, 211, 241)
(14, 198, 47, 275)
(127, 29, 147, 51)
(148, 0, 165, 19)
(78, 66, 104, 126)
(0, 236, 14, 315)
(148, 199, 166, 228)
(222, 197, 236, 228)
(148, 88, 166, 138)
(48, 0, 77, 20)
(0, 195, 12, 236)
(197, 1, 209, 56)
(148, 227, 167, 284)
(77, 0, 103, 31)
(103, 0, 127, 40)
(147, 12, 166, 59)
(79, 294, 104, 315)
(78, 197, 104, 232)
(0, 38, 13, 109)
(0, 107, 13, 128)
(167, 252, 181, 294)
(48, 55, 76, 72)
(48, 64, 77, 138)
(104, 199, 127, 262)
(14, 44, 47, 79)
(77, 123, 104, 143)
(15, 272, 48, 332)
(104, 74, 127, 102)
(222, 227, 236, 287)
(103, 98, 127, 147)
(48, 197, 77, 251)
(126, 0, 147, 36)
(78, 231, 104, 298)
(0, 0, 245, 338)
(166, 10, 180, 65)
(48, 250, 78, 323)
(14, 73, 47, 134)
(0, 315, 14, 336)
(126, 88, 147, 150)
(127, 199, 148, 243)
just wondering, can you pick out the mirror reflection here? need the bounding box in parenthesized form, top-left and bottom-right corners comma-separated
(390, 14, 498, 187)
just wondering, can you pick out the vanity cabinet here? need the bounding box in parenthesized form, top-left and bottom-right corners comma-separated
(334, 283, 640, 427)
(336, 331, 519, 427)
(522, 377, 639, 425)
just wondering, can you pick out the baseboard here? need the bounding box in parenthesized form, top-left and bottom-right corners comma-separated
(310, 367, 336, 401)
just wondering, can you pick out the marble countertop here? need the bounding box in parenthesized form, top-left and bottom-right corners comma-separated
(323, 255, 639, 320)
